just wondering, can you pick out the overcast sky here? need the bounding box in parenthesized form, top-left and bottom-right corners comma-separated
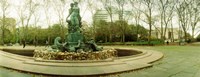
(2, 0, 101, 28)
(1, 0, 178, 29)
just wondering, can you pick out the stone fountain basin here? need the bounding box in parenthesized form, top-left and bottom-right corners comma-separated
(0, 47, 163, 76)
(1, 48, 34, 57)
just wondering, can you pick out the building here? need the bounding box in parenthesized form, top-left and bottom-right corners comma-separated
(151, 28, 181, 42)
(93, 9, 132, 23)
(94, 10, 108, 22)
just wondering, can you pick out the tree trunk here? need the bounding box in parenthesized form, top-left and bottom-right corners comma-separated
(160, 12, 164, 39)
(192, 28, 195, 38)
(136, 24, 139, 41)
(184, 31, 187, 41)
(148, 8, 152, 45)
(170, 20, 174, 42)
(105, 34, 108, 42)
(148, 23, 152, 45)
(2, 13, 6, 45)
(109, 15, 113, 42)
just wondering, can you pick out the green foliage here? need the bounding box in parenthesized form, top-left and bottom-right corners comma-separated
(48, 24, 64, 40)
(1, 19, 149, 45)
(196, 34, 200, 41)
(0, 18, 16, 44)
(3, 28, 15, 43)
(95, 20, 109, 42)
(17, 24, 67, 45)
(82, 27, 93, 41)
(94, 20, 148, 42)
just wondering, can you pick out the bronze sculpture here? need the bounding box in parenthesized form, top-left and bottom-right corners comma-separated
(51, 2, 102, 52)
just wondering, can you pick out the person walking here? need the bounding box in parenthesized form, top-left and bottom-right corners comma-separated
(22, 39, 26, 48)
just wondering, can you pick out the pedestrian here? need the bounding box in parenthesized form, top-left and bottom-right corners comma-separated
(22, 39, 26, 48)
(166, 41, 169, 45)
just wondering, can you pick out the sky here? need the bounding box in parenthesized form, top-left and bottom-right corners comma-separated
(2, 0, 179, 29)
(3, 0, 99, 28)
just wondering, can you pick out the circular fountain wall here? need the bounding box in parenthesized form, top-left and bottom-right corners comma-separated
(2, 48, 34, 57)
(0, 47, 163, 76)
(1, 48, 143, 60)
(115, 49, 142, 57)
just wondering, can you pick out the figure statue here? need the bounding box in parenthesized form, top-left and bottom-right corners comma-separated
(51, 37, 63, 51)
(66, 2, 81, 33)
(66, 3, 74, 33)
(52, 2, 102, 52)
(87, 39, 103, 51)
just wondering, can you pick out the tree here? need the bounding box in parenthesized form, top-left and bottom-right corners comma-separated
(115, 0, 126, 20)
(42, 0, 51, 27)
(0, 0, 9, 45)
(52, 0, 68, 41)
(16, 0, 39, 42)
(42, 0, 52, 43)
(3, 28, 14, 43)
(32, 11, 40, 46)
(86, 0, 98, 40)
(129, 0, 142, 41)
(115, 0, 127, 42)
(128, 24, 148, 41)
(142, 0, 154, 45)
(176, 0, 192, 40)
(100, 0, 114, 42)
(47, 23, 67, 43)
(196, 34, 200, 41)
(188, 0, 200, 38)
(81, 21, 93, 41)
(115, 20, 129, 42)
(95, 20, 110, 42)
(158, 0, 175, 40)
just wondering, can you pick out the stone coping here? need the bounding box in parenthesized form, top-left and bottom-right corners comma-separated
(34, 58, 114, 63)
(0, 47, 163, 76)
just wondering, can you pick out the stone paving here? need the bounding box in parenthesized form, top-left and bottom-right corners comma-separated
(0, 45, 200, 77)
(119, 46, 200, 77)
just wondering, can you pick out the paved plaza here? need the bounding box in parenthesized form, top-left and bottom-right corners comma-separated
(0, 45, 200, 77)
(119, 46, 200, 77)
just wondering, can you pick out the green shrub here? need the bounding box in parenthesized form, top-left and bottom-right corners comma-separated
(196, 34, 200, 41)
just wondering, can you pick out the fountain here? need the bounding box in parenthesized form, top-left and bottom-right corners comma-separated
(33, 2, 117, 60)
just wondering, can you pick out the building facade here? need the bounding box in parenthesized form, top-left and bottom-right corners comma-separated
(93, 9, 132, 23)
(151, 28, 181, 42)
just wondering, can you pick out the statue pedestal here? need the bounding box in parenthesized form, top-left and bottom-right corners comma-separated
(66, 32, 84, 44)
(63, 32, 102, 52)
